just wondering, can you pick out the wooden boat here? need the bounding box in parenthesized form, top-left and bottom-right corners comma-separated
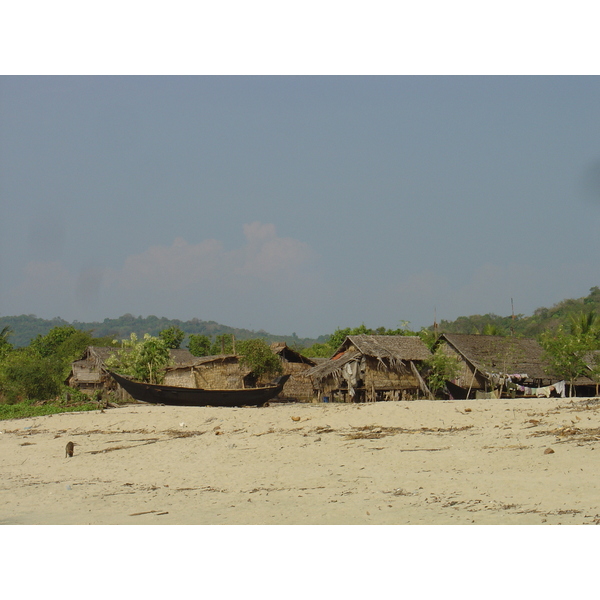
(108, 371, 290, 407)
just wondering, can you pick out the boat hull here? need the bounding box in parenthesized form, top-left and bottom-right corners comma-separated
(108, 371, 290, 407)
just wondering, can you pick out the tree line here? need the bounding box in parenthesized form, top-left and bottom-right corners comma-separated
(1, 288, 600, 414)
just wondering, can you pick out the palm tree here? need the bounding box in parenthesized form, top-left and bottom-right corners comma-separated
(480, 324, 504, 336)
(0, 326, 12, 344)
(569, 312, 599, 337)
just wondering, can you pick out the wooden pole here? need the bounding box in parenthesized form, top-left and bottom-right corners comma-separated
(511, 298, 515, 336)
(467, 368, 477, 399)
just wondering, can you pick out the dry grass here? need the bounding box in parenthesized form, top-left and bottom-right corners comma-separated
(343, 424, 473, 440)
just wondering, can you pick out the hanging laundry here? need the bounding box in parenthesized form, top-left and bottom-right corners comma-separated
(535, 385, 553, 398)
(553, 380, 566, 398)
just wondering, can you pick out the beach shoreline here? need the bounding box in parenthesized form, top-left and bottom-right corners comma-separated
(2, 396, 600, 525)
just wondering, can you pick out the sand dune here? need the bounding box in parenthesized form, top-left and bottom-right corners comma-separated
(2, 396, 600, 525)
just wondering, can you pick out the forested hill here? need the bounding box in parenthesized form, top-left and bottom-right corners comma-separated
(0, 314, 324, 349)
(437, 286, 600, 336)
(2, 286, 599, 347)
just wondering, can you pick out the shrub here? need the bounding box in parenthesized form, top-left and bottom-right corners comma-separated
(106, 333, 172, 384)
(0, 351, 63, 402)
(237, 339, 283, 381)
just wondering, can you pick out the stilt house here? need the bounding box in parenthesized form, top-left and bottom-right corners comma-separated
(305, 335, 433, 402)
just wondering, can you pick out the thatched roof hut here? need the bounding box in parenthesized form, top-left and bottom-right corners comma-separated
(305, 335, 432, 402)
(437, 333, 595, 398)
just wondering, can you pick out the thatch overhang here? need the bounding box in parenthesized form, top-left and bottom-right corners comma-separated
(304, 350, 361, 382)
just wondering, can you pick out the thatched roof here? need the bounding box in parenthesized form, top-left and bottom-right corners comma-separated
(336, 335, 431, 362)
(304, 351, 361, 381)
(305, 335, 431, 382)
(164, 354, 243, 372)
(169, 349, 197, 365)
(439, 334, 553, 380)
(270, 342, 316, 366)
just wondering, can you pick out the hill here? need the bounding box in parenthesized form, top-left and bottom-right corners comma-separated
(437, 286, 600, 336)
(0, 314, 324, 349)
(2, 286, 599, 348)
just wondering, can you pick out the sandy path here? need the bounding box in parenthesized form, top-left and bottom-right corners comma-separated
(2, 396, 600, 525)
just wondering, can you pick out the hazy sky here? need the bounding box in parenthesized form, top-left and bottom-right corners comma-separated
(1, 76, 600, 337)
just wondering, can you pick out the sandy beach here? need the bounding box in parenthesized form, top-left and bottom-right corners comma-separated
(2, 396, 600, 525)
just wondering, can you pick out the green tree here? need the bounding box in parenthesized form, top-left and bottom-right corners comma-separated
(106, 333, 172, 384)
(187, 334, 212, 357)
(0, 326, 13, 358)
(211, 334, 234, 355)
(29, 325, 81, 358)
(481, 323, 506, 336)
(540, 327, 596, 396)
(237, 339, 283, 381)
(569, 311, 599, 338)
(0, 325, 109, 403)
(587, 352, 600, 396)
(159, 326, 185, 349)
(0, 350, 63, 402)
(302, 342, 335, 358)
(418, 328, 438, 351)
(424, 347, 461, 397)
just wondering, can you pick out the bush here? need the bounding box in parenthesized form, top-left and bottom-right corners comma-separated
(424, 348, 461, 397)
(188, 334, 212, 357)
(106, 333, 172, 383)
(0, 351, 64, 403)
(237, 339, 283, 381)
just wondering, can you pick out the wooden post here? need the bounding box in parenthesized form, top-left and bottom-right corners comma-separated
(467, 368, 477, 399)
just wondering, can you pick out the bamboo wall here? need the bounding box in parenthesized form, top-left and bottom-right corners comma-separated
(193, 360, 250, 389)
(163, 368, 196, 388)
(277, 361, 313, 402)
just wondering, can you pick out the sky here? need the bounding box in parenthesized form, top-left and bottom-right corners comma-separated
(1, 75, 600, 338)
(1, 0, 600, 339)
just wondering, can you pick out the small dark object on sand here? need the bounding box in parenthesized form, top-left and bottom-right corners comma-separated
(65, 441, 74, 458)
